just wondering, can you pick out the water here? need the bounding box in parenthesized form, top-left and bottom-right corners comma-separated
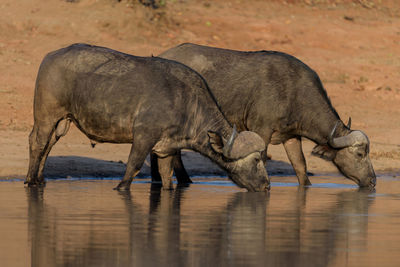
(1, 176, 400, 267)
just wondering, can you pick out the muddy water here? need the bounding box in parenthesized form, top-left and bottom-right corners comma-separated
(1, 176, 400, 267)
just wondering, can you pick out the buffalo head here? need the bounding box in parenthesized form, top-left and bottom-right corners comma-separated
(208, 126, 270, 192)
(312, 120, 376, 188)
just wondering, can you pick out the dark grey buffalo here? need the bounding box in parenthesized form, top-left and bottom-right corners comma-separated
(25, 43, 270, 192)
(154, 43, 376, 188)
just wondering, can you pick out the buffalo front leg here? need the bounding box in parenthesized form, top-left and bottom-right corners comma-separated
(283, 137, 312, 186)
(152, 151, 192, 184)
(114, 141, 152, 191)
(158, 155, 175, 190)
(173, 150, 192, 184)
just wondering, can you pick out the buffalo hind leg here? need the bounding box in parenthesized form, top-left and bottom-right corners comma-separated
(25, 126, 47, 186)
(25, 120, 60, 186)
(283, 137, 312, 186)
(150, 152, 162, 182)
(26, 118, 70, 186)
(36, 119, 71, 184)
(173, 150, 192, 184)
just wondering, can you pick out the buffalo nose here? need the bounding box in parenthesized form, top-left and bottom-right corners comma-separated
(262, 183, 271, 191)
(370, 177, 377, 188)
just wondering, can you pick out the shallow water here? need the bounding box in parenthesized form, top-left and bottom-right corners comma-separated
(1, 176, 400, 267)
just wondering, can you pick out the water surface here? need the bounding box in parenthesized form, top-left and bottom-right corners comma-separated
(1, 176, 400, 267)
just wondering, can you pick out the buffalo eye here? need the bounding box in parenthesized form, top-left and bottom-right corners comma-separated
(254, 157, 261, 164)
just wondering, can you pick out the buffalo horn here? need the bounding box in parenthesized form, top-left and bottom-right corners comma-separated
(225, 131, 265, 159)
(346, 117, 352, 129)
(330, 130, 368, 148)
(223, 125, 238, 157)
(329, 121, 340, 143)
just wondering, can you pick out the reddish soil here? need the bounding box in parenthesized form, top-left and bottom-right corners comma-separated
(0, 0, 399, 180)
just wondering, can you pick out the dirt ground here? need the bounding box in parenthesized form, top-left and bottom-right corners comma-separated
(0, 0, 399, 181)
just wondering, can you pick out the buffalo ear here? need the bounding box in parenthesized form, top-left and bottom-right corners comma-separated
(312, 145, 336, 161)
(207, 131, 224, 154)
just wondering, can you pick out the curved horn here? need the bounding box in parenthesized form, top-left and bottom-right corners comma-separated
(329, 121, 340, 144)
(223, 125, 238, 157)
(330, 130, 369, 149)
(225, 131, 266, 159)
(346, 117, 352, 129)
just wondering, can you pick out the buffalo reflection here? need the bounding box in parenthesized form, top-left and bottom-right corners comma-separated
(26, 183, 374, 267)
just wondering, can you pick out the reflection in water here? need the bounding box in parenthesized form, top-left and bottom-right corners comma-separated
(119, 185, 270, 267)
(26, 188, 49, 267)
(15, 180, 385, 267)
(264, 188, 373, 267)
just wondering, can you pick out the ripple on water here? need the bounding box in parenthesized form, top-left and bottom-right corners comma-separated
(0, 176, 400, 266)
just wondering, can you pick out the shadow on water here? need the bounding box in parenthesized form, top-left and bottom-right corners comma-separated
(41, 153, 299, 180)
(43, 156, 128, 179)
(23, 181, 377, 267)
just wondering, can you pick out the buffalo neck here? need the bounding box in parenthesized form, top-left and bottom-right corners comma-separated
(187, 111, 234, 172)
(297, 108, 351, 145)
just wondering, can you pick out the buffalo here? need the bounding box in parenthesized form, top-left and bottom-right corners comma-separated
(25, 44, 269, 192)
(154, 43, 376, 188)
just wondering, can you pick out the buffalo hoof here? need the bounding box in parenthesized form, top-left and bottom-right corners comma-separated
(176, 176, 193, 184)
(113, 183, 130, 191)
(176, 183, 191, 189)
(162, 186, 174, 191)
(177, 180, 193, 185)
(24, 180, 46, 188)
(301, 180, 312, 186)
(113, 186, 130, 191)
